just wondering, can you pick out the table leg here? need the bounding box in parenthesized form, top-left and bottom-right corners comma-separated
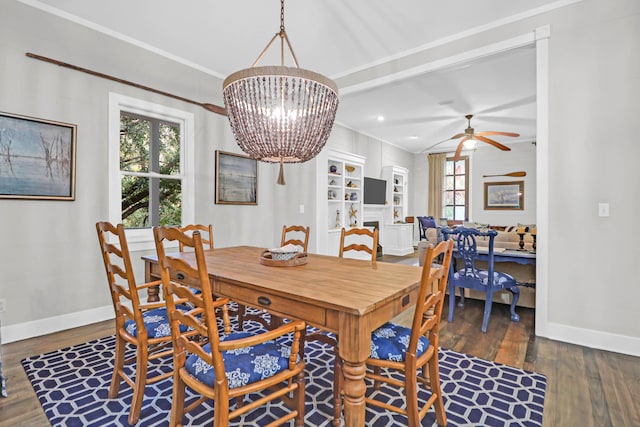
(144, 261, 160, 302)
(338, 314, 370, 427)
(341, 360, 367, 426)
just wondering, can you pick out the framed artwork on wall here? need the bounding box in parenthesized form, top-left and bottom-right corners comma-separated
(0, 112, 77, 200)
(484, 181, 524, 210)
(215, 150, 257, 205)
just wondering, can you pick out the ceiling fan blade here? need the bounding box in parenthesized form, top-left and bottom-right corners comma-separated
(475, 131, 520, 137)
(475, 135, 511, 151)
(448, 133, 465, 140)
(453, 137, 468, 161)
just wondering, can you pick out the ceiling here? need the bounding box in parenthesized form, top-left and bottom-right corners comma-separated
(27, 0, 555, 154)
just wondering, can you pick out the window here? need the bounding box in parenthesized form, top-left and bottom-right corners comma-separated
(120, 113, 181, 228)
(444, 156, 468, 221)
(109, 93, 194, 249)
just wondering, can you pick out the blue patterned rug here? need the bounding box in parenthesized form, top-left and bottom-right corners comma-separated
(22, 314, 546, 426)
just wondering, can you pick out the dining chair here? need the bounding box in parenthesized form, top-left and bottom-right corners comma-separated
(442, 227, 520, 333)
(281, 225, 310, 252)
(304, 226, 378, 425)
(343, 239, 454, 426)
(177, 223, 213, 251)
(96, 221, 197, 425)
(153, 226, 307, 427)
(339, 226, 379, 261)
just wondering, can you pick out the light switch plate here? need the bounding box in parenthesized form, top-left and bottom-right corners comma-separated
(598, 203, 609, 217)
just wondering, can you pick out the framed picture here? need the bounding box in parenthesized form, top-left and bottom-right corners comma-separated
(484, 181, 524, 210)
(0, 112, 77, 200)
(215, 150, 257, 205)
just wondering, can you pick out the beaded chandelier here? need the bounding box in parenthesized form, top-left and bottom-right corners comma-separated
(223, 0, 339, 185)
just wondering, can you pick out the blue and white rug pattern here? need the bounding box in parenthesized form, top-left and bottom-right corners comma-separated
(22, 313, 546, 426)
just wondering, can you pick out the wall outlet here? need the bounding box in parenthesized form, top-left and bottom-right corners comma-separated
(0, 298, 6, 313)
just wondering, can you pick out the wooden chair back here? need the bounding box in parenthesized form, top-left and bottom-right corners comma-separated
(281, 225, 310, 252)
(339, 227, 379, 262)
(153, 226, 307, 425)
(177, 224, 213, 251)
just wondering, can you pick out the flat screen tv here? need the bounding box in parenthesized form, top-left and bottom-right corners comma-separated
(364, 177, 386, 205)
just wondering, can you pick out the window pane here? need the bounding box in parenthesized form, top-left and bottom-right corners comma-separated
(445, 190, 454, 205)
(445, 206, 454, 218)
(455, 160, 465, 174)
(159, 178, 181, 226)
(159, 122, 180, 176)
(445, 161, 454, 175)
(455, 190, 465, 205)
(120, 115, 150, 173)
(121, 175, 149, 228)
(445, 176, 454, 190)
(454, 206, 466, 220)
(455, 175, 466, 189)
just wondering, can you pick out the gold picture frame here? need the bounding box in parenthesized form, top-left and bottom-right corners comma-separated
(215, 150, 257, 205)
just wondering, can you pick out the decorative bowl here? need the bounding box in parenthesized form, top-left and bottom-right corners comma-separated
(269, 250, 298, 261)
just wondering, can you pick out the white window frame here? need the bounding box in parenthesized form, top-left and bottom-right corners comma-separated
(108, 93, 195, 250)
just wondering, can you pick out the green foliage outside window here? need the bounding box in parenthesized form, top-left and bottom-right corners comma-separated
(119, 114, 181, 228)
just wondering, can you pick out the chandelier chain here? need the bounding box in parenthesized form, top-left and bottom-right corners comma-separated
(280, 0, 285, 34)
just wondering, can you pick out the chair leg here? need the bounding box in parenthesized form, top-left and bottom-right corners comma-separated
(448, 284, 456, 323)
(295, 370, 306, 427)
(458, 287, 466, 308)
(237, 303, 246, 331)
(428, 359, 447, 426)
(332, 349, 343, 427)
(129, 347, 148, 425)
(169, 372, 185, 427)
(109, 333, 125, 398)
(509, 286, 521, 323)
(405, 367, 420, 427)
(481, 290, 494, 333)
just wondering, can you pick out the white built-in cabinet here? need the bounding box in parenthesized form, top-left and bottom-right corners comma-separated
(315, 149, 365, 256)
(381, 166, 413, 255)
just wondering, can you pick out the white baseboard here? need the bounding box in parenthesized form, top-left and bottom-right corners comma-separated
(538, 321, 640, 357)
(1, 305, 114, 344)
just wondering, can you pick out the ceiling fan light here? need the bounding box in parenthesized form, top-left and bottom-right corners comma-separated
(463, 138, 477, 149)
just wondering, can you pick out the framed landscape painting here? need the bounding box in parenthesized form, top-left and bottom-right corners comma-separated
(215, 150, 257, 205)
(484, 181, 524, 210)
(0, 112, 77, 200)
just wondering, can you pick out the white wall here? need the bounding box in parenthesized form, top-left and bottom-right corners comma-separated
(0, 1, 413, 342)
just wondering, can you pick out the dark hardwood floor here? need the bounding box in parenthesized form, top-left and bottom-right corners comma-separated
(1, 252, 638, 426)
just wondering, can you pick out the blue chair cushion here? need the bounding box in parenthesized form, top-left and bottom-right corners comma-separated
(453, 269, 516, 287)
(370, 322, 430, 362)
(124, 305, 191, 338)
(185, 332, 294, 389)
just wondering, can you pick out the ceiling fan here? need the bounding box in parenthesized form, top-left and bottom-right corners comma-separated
(427, 114, 520, 161)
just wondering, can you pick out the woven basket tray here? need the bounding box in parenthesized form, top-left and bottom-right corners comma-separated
(260, 250, 308, 267)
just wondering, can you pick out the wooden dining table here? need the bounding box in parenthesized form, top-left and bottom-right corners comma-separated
(142, 245, 423, 427)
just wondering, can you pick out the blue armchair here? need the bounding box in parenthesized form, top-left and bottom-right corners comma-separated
(442, 227, 520, 333)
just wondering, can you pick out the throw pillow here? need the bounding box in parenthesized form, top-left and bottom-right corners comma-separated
(418, 216, 437, 229)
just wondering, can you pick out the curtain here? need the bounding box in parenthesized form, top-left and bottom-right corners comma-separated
(427, 153, 446, 219)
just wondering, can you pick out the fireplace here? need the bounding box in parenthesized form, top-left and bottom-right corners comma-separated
(363, 221, 383, 259)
